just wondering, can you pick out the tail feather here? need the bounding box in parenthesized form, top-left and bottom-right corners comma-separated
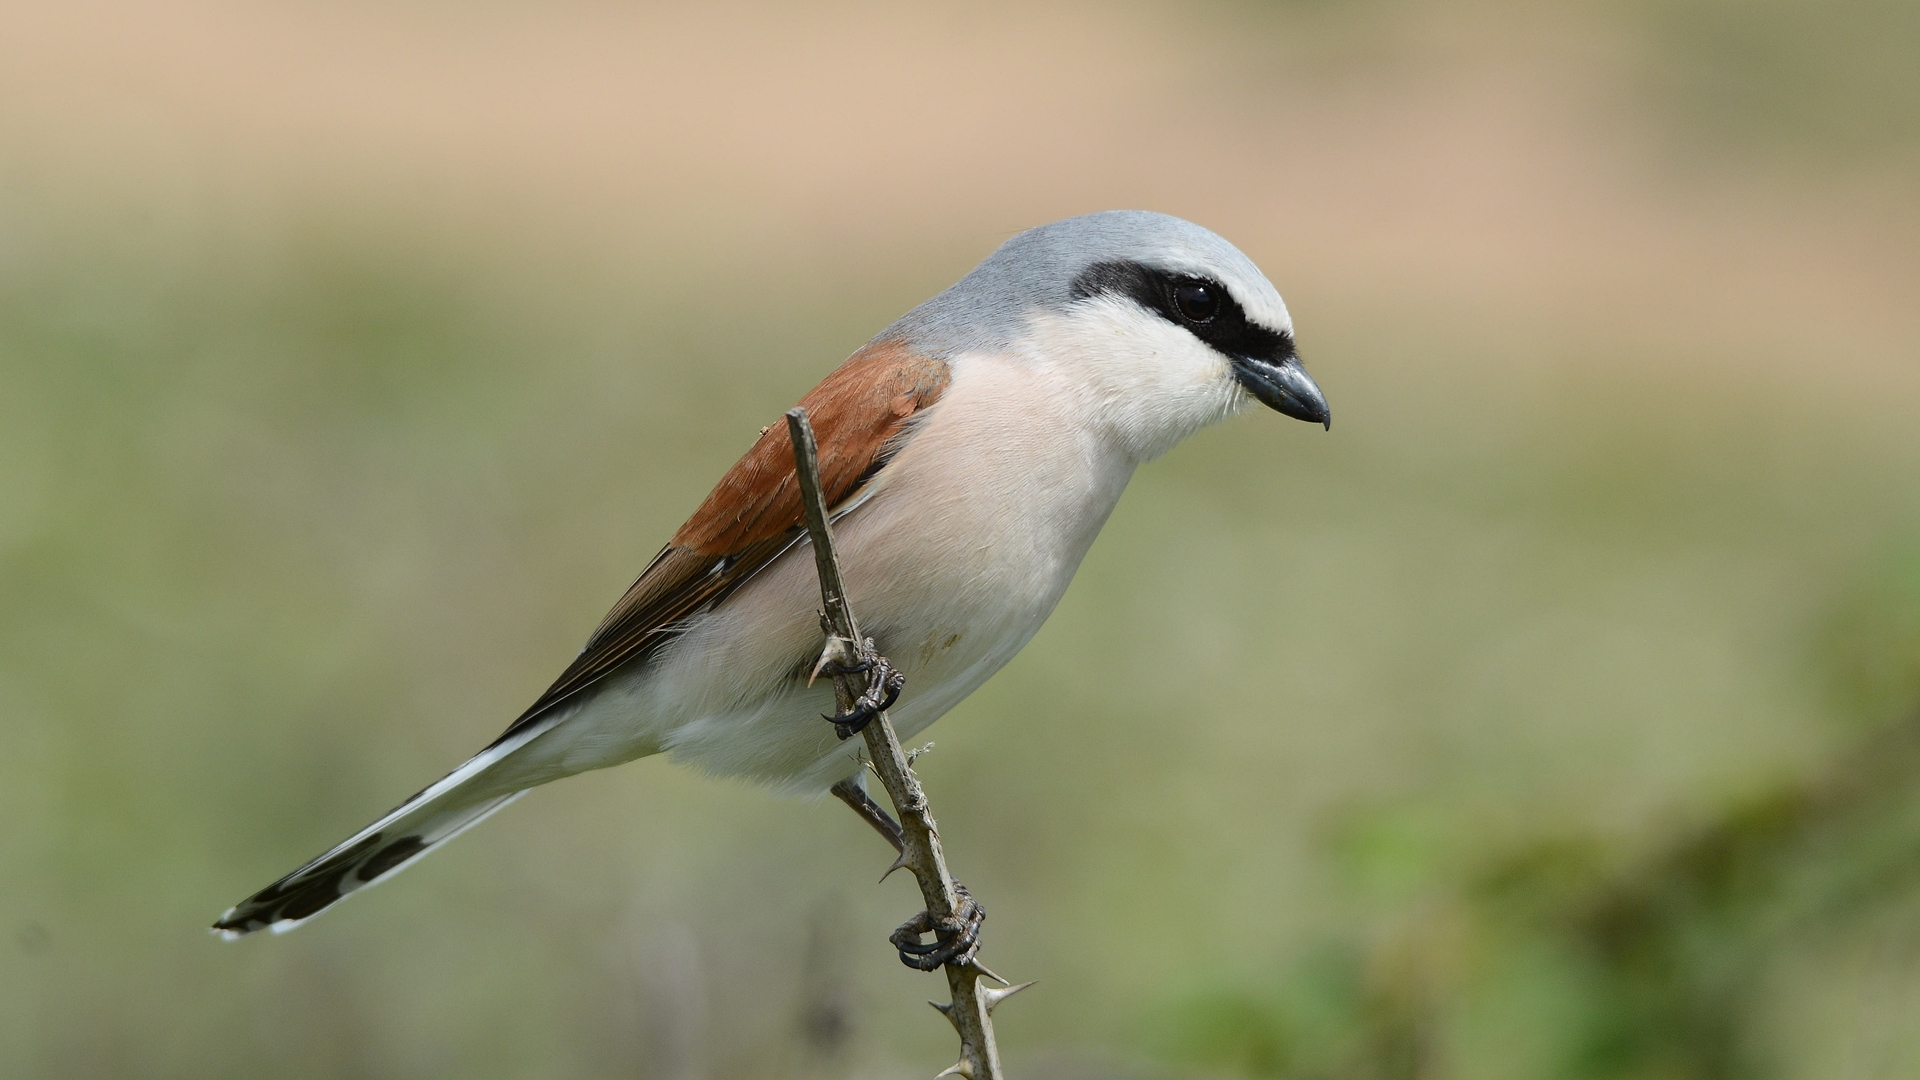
(213, 716, 562, 939)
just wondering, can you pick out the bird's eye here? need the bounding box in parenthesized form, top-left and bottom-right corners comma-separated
(1174, 282, 1218, 322)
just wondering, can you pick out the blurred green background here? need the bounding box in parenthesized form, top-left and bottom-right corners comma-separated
(3, 1, 1918, 1077)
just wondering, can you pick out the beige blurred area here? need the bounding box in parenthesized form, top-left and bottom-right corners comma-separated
(9, 0, 1914, 378)
(3, 2, 1919, 1078)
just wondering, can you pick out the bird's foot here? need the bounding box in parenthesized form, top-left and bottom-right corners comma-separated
(820, 639, 905, 739)
(889, 881, 985, 971)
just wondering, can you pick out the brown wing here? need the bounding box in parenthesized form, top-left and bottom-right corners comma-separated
(490, 340, 949, 744)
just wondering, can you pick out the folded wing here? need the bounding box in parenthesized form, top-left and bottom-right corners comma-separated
(492, 338, 950, 744)
(214, 339, 949, 937)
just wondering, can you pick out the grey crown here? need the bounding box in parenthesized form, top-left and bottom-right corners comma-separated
(880, 210, 1286, 359)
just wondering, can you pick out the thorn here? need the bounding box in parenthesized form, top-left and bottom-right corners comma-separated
(935, 1059, 976, 1079)
(981, 980, 1036, 1014)
(878, 849, 912, 884)
(968, 960, 1009, 985)
(927, 998, 961, 1034)
(808, 634, 858, 686)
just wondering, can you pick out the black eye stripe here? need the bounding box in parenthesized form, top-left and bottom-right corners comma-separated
(1070, 259, 1295, 365)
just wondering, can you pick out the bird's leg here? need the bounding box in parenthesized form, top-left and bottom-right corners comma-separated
(828, 777, 987, 971)
(890, 880, 985, 971)
(819, 641, 984, 970)
(818, 637, 905, 739)
(829, 776, 904, 854)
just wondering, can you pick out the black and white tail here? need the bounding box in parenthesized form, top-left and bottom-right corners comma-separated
(212, 723, 554, 938)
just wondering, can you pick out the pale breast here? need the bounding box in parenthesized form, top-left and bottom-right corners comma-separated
(571, 352, 1139, 792)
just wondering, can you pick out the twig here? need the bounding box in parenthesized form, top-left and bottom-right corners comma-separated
(786, 407, 1028, 1080)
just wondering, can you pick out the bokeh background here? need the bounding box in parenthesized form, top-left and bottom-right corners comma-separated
(4, 1, 1919, 1077)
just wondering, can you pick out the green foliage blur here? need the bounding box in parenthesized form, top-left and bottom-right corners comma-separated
(3, 1, 1917, 1078)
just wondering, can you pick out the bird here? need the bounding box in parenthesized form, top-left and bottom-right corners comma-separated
(212, 209, 1330, 939)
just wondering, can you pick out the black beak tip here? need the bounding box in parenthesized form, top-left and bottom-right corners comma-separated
(1276, 397, 1331, 429)
(1236, 355, 1331, 431)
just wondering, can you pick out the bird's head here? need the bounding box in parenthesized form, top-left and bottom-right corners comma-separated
(883, 210, 1329, 461)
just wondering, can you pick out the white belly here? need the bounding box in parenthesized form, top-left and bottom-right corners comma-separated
(506, 352, 1138, 795)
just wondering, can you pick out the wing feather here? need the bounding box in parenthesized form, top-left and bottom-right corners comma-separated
(490, 339, 948, 744)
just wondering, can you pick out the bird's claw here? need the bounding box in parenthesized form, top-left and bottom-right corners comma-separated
(889, 881, 985, 971)
(820, 640, 906, 739)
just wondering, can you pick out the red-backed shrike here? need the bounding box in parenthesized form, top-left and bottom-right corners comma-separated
(215, 210, 1330, 938)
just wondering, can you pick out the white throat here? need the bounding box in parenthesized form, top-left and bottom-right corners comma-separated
(1013, 298, 1252, 463)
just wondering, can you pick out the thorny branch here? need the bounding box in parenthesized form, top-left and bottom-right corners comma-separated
(786, 407, 1029, 1080)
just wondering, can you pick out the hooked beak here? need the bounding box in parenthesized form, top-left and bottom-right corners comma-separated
(1233, 355, 1331, 429)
